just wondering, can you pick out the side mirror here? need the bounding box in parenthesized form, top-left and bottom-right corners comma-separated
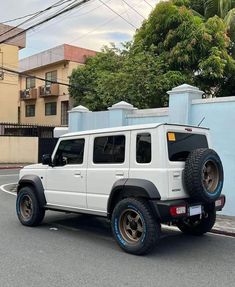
(42, 154, 52, 166)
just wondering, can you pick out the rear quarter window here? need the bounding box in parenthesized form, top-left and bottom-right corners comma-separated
(167, 132, 208, 162)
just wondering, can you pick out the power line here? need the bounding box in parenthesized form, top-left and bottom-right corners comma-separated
(68, 0, 145, 45)
(98, 0, 138, 29)
(1, 0, 73, 24)
(0, 0, 74, 38)
(2, 66, 85, 90)
(143, 0, 153, 9)
(0, 0, 93, 45)
(121, 0, 146, 19)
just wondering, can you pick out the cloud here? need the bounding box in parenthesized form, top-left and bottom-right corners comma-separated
(0, 0, 160, 58)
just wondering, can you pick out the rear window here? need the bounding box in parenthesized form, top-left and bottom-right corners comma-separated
(167, 132, 208, 162)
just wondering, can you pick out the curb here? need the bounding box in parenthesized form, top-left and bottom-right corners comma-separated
(0, 166, 23, 170)
(210, 229, 235, 238)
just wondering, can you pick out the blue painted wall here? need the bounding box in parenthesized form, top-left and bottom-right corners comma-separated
(190, 100, 235, 215)
(68, 86, 235, 215)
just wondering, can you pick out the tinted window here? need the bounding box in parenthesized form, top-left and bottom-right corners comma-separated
(54, 139, 85, 166)
(136, 133, 151, 163)
(93, 135, 125, 164)
(167, 132, 208, 161)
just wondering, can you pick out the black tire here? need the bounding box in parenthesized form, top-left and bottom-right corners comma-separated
(177, 208, 216, 236)
(184, 148, 223, 203)
(111, 198, 161, 255)
(16, 186, 45, 226)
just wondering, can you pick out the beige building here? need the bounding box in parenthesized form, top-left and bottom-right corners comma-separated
(19, 44, 96, 126)
(0, 24, 26, 123)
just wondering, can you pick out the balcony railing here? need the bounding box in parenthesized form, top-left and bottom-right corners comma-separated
(20, 88, 37, 100)
(39, 83, 60, 97)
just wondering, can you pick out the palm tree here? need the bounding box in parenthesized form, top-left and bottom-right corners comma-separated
(190, 0, 235, 55)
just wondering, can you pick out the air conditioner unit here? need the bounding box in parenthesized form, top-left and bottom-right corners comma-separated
(25, 89, 30, 96)
(45, 85, 51, 94)
(0, 71, 4, 80)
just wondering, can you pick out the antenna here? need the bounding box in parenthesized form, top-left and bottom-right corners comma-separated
(198, 117, 205, 127)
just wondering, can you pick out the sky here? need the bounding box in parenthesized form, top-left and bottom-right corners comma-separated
(0, 0, 160, 59)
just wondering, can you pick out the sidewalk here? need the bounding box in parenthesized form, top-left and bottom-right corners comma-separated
(212, 215, 235, 237)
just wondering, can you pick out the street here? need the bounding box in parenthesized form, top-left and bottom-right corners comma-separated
(0, 169, 234, 287)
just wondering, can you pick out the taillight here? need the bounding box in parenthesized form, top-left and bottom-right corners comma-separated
(215, 197, 225, 208)
(170, 205, 187, 216)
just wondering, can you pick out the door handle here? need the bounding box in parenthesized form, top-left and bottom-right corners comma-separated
(74, 172, 82, 177)
(116, 172, 124, 176)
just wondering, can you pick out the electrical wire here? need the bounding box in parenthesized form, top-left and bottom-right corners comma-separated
(121, 0, 146, 19)
(0, 0, 75, 38)
(0, 0, 93, 45)
(143, 0, 153, 9)
(98, 0, 138, 29)
(1, 0, 73, 24)
(68, 0, 145, 45)
(2, 66, 85, 90)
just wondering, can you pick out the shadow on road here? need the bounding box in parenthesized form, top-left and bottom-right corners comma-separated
(40, 212, 219, 257)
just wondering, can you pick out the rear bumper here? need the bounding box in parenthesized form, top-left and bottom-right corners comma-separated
(152, 194, 226, 222)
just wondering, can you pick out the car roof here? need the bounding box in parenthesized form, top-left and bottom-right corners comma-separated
(61, 123, 209, 138)
(61, 123, 163, 138)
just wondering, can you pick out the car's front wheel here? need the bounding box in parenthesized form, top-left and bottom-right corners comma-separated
(111, 198, 161, 255)
(16, 186, 45, 226)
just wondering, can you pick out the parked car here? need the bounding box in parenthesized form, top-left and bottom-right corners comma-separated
(16, 123, 225, 255)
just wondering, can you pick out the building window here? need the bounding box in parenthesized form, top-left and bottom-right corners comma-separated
(61, 101, 69, 126)
(45, 102, 57, 116)
(93, 135, 125, 164)
(26, 77, 35, 89)
(25, 105, 35, 117)
(136, 133, 151, 163)
(45, 70, 57, 86)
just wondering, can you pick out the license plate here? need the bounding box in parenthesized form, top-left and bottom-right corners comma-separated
(189, 205, 202, 216)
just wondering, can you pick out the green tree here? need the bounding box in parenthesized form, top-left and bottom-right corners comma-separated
(69, 1, 235, 111)
(189, 0, 235, 55)
(133, 1, 235, 96)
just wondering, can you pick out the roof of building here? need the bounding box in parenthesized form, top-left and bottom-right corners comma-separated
(19, 44, 97, 72)
(0, 24, 26, 49)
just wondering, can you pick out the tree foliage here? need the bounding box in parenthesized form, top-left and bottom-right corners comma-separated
(69, 0, 235, 111)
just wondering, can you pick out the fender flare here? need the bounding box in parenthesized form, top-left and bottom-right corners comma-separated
(17, 175, 46, 208)
(107, 178, 161, 216)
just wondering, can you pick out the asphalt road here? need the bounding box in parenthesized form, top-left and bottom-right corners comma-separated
(0, 169, 235, 287)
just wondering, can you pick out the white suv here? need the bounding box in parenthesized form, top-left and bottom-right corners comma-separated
(16, 123, 225, 255)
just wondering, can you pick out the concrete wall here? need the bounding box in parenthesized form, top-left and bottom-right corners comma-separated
(0, 44, 20, 123)
(68, 85, 235, 215)
(190, 98, 235, 216)
(0, 137, 38, 163)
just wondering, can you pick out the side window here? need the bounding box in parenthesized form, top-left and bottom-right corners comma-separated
(93, 135, 125, 164)
(54, 139, 85, 166)
(136, 133, 151, 163)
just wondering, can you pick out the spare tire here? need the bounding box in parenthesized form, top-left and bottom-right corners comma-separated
(184, 148, 223, 203)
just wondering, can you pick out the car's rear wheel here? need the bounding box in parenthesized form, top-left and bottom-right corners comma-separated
(176, 208, 216, 236)
(111, 198, 161, 255)
(16, 186, 45, 226)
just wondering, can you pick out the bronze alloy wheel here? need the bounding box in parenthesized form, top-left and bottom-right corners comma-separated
(119, 209, 144, 244)
(20, 195, 33, 220)
(202, 160, 219, 193)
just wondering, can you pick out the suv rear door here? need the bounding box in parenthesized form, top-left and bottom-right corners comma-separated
(86, 132, 130, 213)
